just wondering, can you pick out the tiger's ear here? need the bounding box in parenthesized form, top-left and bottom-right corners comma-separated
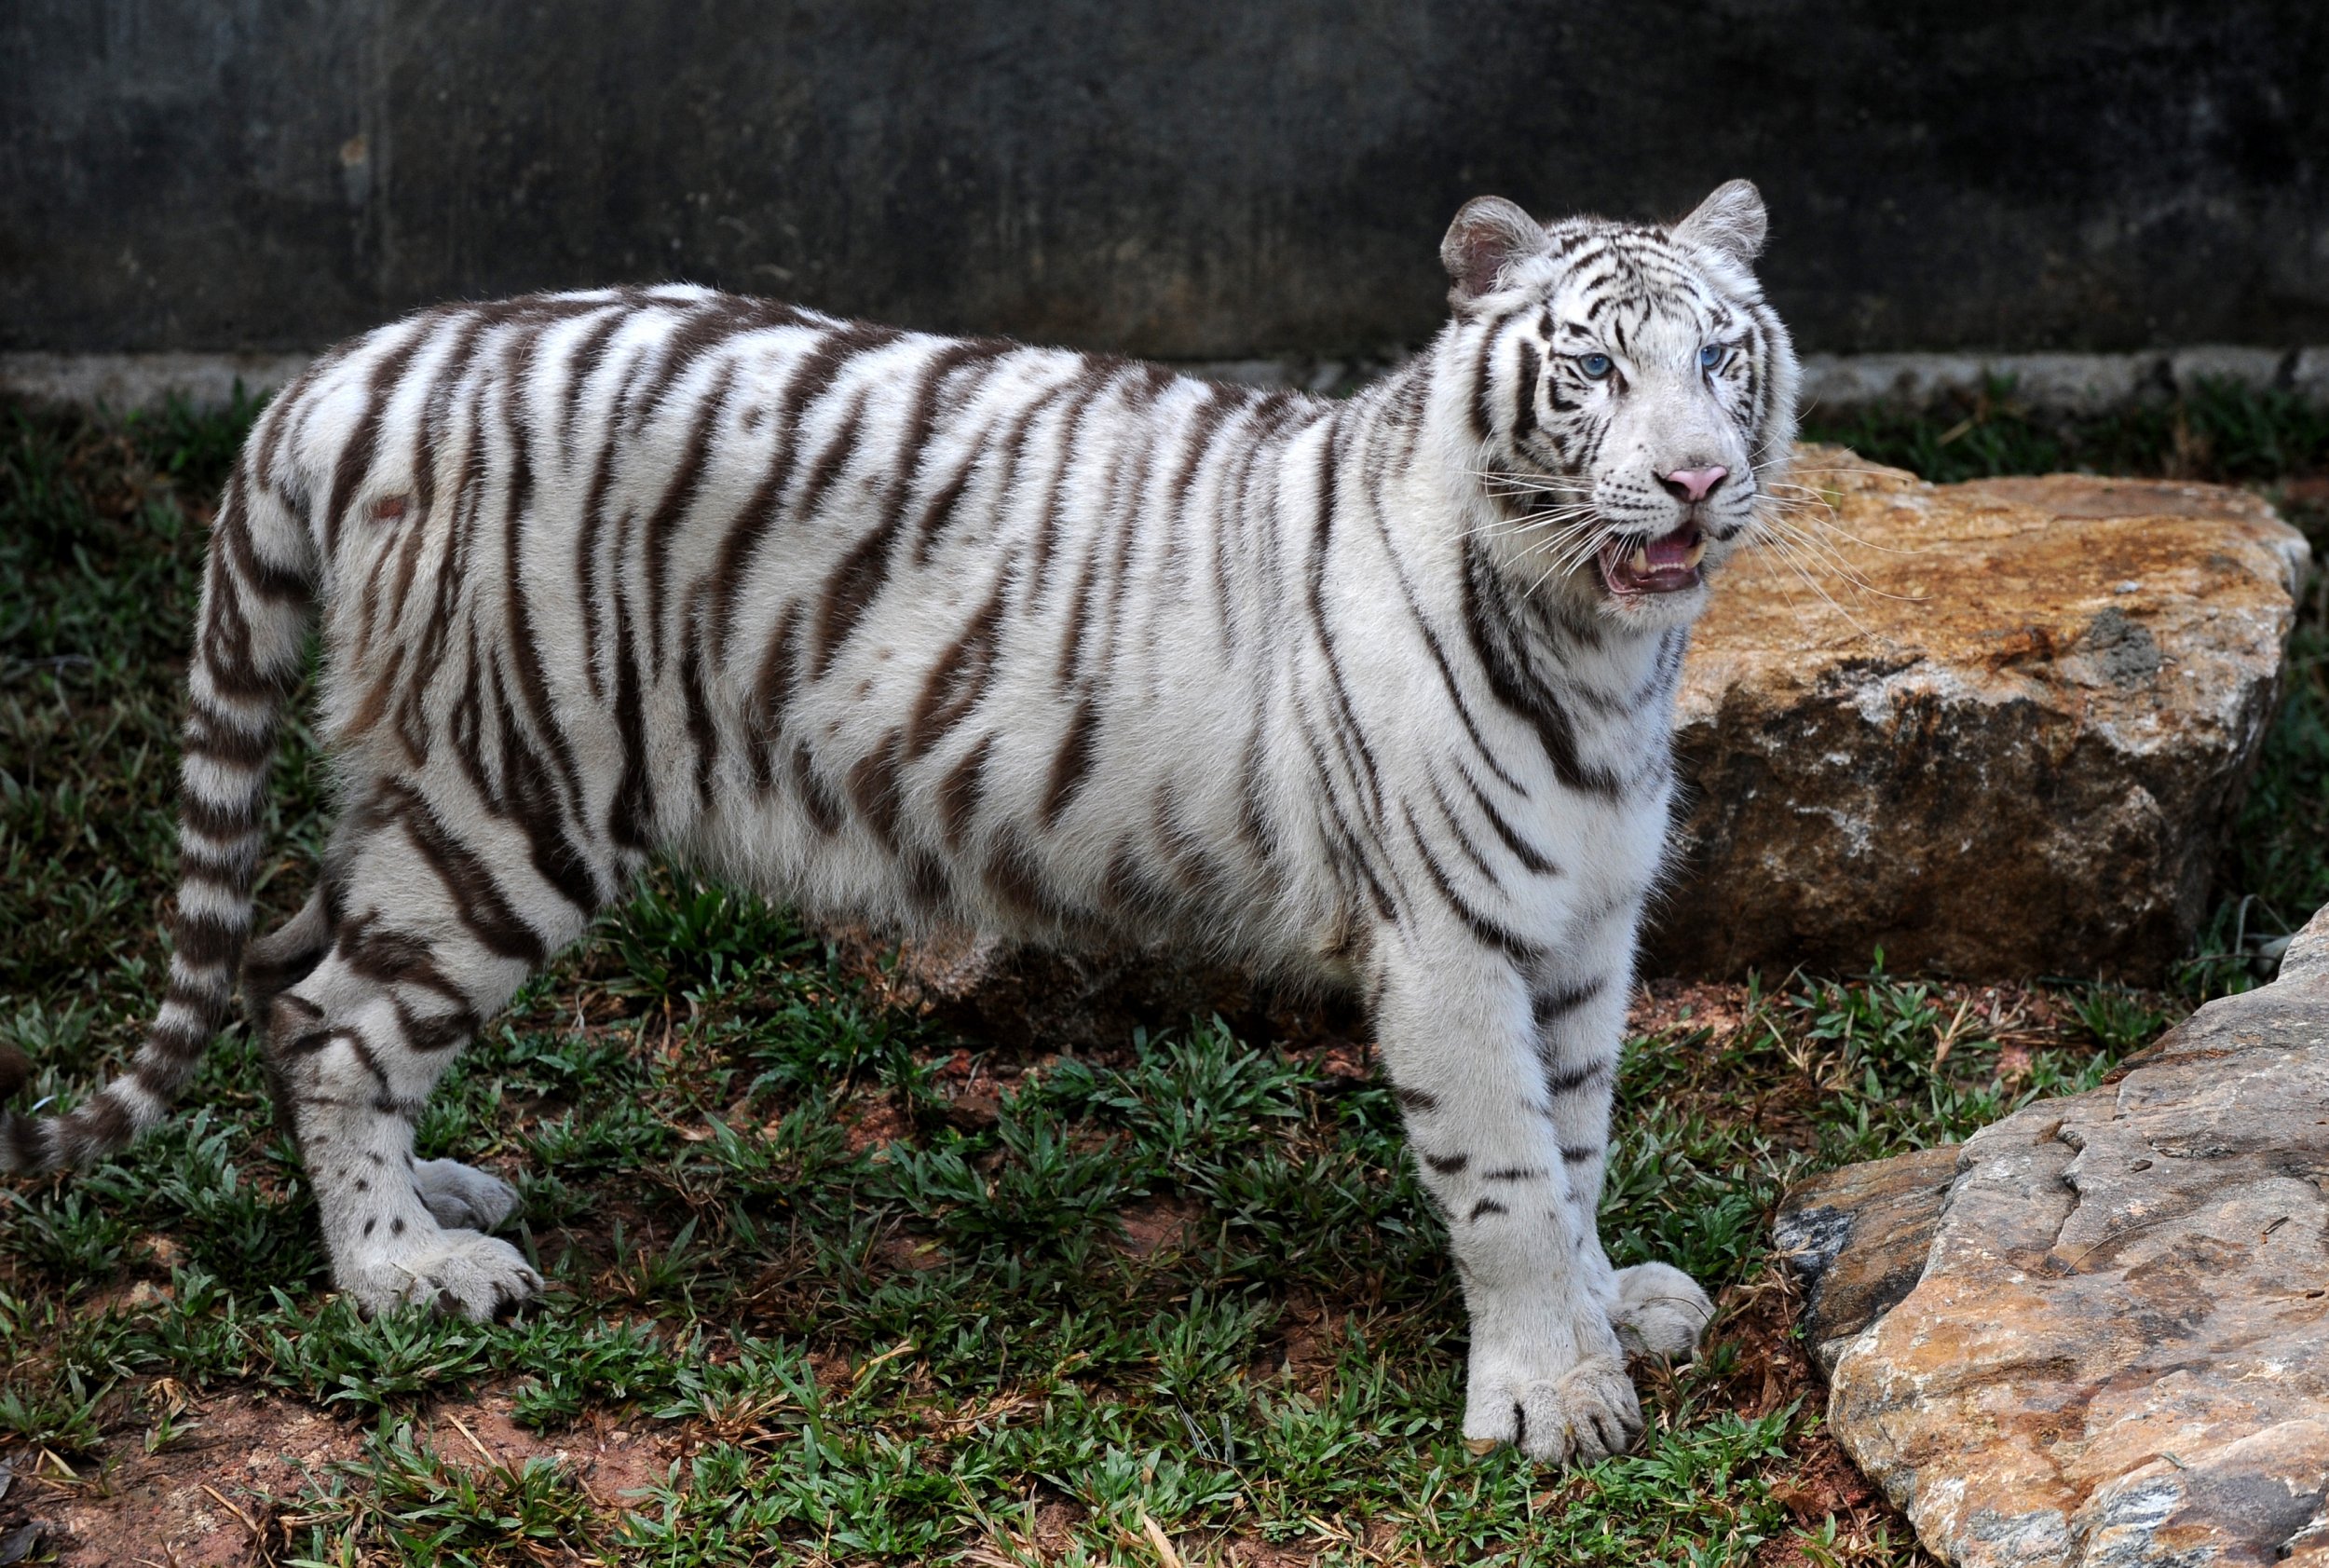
(1671, 179, 1768, 265)
(1441, 197, 1547, 303)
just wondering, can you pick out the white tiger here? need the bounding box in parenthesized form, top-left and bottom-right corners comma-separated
(0, 179, 1796, 1463)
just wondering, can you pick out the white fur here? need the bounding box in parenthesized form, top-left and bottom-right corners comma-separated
(15, 184, 1796, 1463)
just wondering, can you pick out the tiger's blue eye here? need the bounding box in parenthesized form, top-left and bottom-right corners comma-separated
(1698, 344, 1725, 370)
(1579, 352, 1614, 378)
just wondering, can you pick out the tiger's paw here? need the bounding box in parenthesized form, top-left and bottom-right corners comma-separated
(1608, 1261, 1714, 1360)
(345, 1230, 543, 1323)
(1461, 1352, 1643, 1465)
(412, 1158, 522, 1232)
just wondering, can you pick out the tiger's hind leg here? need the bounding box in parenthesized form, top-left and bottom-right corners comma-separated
(245, 878, 524, 1235)
(265, 782, 599, 1320)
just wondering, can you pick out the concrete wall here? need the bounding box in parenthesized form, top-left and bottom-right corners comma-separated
(6, 1, 2325, 361)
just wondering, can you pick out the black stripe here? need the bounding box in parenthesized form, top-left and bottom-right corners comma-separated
(212, 479, 307, 604)
(706, 323, 899, 663)
(1510, 338, 1542, 443)
(557, 306, 631, 471)
(1532, 976, 1605, 1029)
(1405, 803, 1538, 961)
(1041, 696, 1101, 827)
(181, 787, 260, 841)
(496, 690, 604, 914)
(937, 732, 993, 851)
(497, 325, 591, 818)
(173, 909, 245, 969)
(394, 995, 479, 1055)
(182, 705, 274, 770)
(337, 915, 467, 1004)
(810, 485, 898, 681)
(1467, 772, 1557, 875)
(1304, 419, 1384, 820)
(369, 783, 547, 964)
(3, 1111, 52, 1172)
(1426, 770, 1498, 881)
(748, 603, 805, 791)
(1544, 1058, 1613, 1097)
(1468, 319, 1503, 443)
(845, 730, 907, 850)
(1461, 542, 1627, 798)
(606, 579, 655, 850)
(642, 358, 742, 676)
(906, 575, 1007, 760)
(323, 321, 437, 558)
(574, 330, 653, 702)
(790, 744, 848, 835)
(1028, 361, 1127, 600)
(1358, 484, 1525, 796)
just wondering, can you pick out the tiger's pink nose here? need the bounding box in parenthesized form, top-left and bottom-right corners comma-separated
(1661, 465, 1728, 503)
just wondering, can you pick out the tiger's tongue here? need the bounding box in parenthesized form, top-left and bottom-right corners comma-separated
(1599, 525, 1704, 594)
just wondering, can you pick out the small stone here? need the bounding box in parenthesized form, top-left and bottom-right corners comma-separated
(943, 1084, 1003, 1132)
(1784, 900, 2329, 1566)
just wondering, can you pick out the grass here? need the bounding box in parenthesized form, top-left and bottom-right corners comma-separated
(0, 381, 2319, 1564)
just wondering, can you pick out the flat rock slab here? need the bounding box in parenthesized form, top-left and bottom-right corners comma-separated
(1777, 905, 2329, 1567)
(1649, 447, 2309, 980)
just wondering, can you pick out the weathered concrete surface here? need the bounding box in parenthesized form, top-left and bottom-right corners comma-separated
(14, 346, 2329, 418)
(7, 1, 2329, 360)
(1777, 904, 2329, 1568)
(1648, 447, 2311, 982)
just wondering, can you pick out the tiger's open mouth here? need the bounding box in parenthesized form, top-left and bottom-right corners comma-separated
(1597, 524, 1706, 596)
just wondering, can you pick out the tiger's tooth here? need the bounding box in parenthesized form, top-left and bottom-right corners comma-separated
(1683, 539, 1707, 567)
(1628, 547, 1650, 575)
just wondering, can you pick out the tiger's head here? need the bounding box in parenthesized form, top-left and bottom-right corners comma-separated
(1439, 180, 1799, 629)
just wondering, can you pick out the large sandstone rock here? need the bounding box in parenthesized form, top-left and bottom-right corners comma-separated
(1649, 447, 2310, 981)
(1776, 904, 2329, 1568)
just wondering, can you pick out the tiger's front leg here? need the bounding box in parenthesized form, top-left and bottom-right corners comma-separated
(1376, 934, 1644, 1464)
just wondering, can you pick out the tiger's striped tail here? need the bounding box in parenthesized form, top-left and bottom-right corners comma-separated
(1, 430, 317, 1173)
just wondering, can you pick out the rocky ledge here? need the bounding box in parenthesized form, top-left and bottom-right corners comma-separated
(1776, 904, 2329, 1567)
(1649, 446, 2310, 981)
